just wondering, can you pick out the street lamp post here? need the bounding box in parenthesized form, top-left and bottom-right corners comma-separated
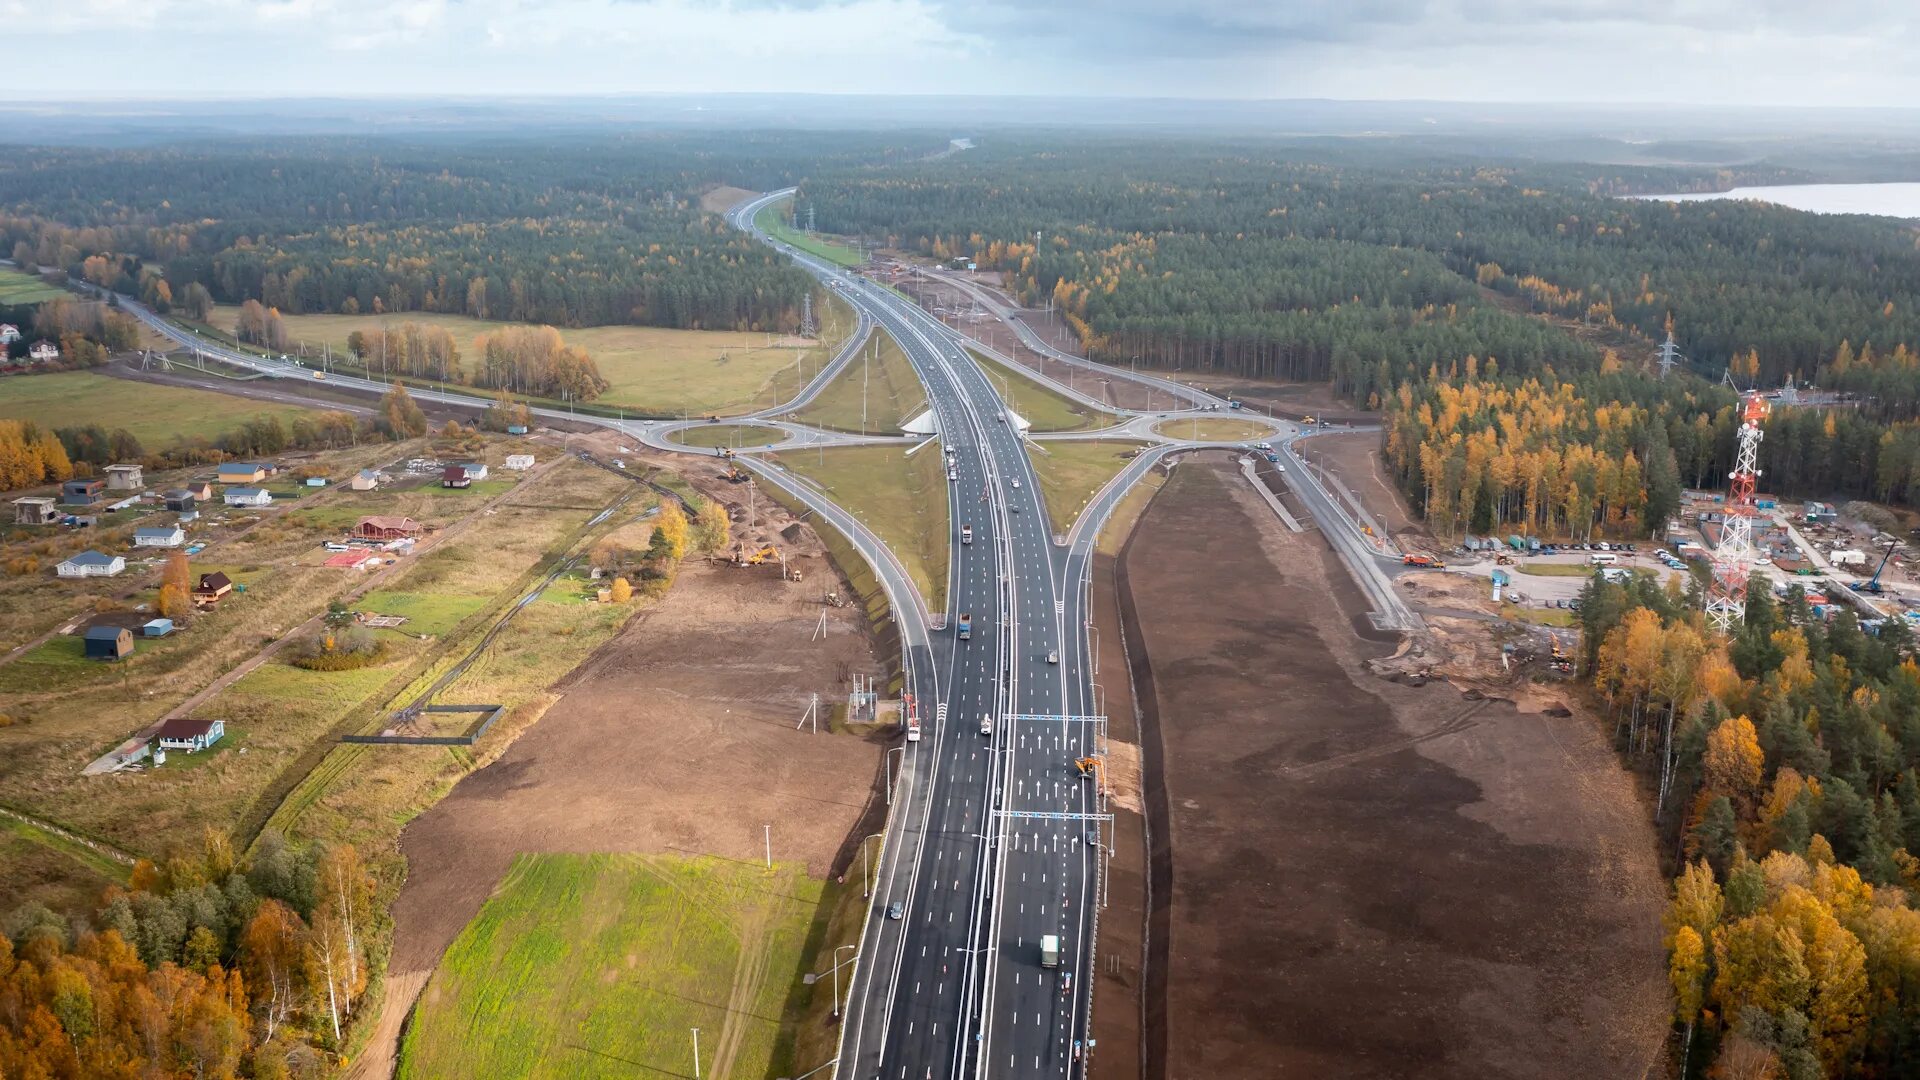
(831, 943, 857, 1018)
(884, 746, 906, 803)
(691, 1028, 702, 1080)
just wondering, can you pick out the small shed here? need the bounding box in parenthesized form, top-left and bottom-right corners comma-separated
(506, 424, 530, 435)
(84, 624, 133, 661)
(351, 469, 380, 491)
(156, 717, 224, 753)
(504, 454, 535, 471)
(142, 618, 175, 638)
(305, 477, 328, 488)
(161, 489, 197, 512)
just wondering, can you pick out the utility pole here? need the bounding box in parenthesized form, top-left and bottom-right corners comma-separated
(764, 824, 772, 869)
(691, 1029, 702, 1080)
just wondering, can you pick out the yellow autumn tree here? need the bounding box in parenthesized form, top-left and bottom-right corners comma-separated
(1703, 716, 1766, 807)
(609, 576, 632, 603)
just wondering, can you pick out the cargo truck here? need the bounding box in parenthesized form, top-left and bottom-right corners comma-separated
(962, 524, 973, 544)
(1040, 935, 1060, 967)
(958, 613, 972, 640)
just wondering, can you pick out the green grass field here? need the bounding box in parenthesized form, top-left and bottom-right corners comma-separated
(672, 423, 786, 449)
(1151, 416, 1277, 442)
(206, 301, 857, 418)
(1029, 441, 1150, 533)
(775, 444, 949, 611)
(970, 351, 1114, 433)
(399, 853, 822, 1080)
(0, 371, 312, 447)
(0, 268, 69, 306)
(794, 329, 926, 434)
(754, 202, 866, 267)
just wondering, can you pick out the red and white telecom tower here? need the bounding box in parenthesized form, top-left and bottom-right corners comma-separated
(1706, 392, 1771, 633)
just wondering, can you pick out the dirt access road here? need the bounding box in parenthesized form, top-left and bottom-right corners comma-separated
(357, 500, 888, 1077)
(1118, 456, 1666, 1079)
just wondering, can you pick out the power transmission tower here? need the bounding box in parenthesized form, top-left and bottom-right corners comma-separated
(1657, 329, 1685, 379)
(800, 294, 816, 339)
(1706, 392, 1770, 634)
(805, 204, 816, 233)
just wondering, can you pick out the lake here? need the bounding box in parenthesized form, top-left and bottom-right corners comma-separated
(1631, 182, 1920, 219)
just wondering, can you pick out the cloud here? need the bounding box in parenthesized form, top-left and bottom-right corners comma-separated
(0, 0, 1911, 106)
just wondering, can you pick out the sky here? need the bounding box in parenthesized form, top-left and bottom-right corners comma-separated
(2, 0, 1914, 108)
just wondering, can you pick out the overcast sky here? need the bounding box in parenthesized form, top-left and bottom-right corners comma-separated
(3, 0, 1913, 107)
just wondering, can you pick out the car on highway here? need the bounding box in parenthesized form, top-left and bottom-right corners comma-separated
(1047, 650, 1059, 664)
(887, 900, 904, 920)
(1010, 478, 1021, 489)
(1059, 971, 1072, 993)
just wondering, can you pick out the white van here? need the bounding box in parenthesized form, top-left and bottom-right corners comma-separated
(1589, 552, 1619, 566)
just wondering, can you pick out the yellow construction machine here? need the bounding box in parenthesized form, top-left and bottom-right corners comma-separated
(734, 543, 781, 567)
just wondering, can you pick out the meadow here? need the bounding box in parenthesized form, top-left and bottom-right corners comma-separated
(398, 853, 821, 1080)
(0, 370, 311, 447)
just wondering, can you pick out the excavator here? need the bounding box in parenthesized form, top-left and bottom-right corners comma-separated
(717, 447, 749, 483)
(734, 543, 781, 567)
(1549, 637, 1574, 674)
(1075, 756, 1105, 789)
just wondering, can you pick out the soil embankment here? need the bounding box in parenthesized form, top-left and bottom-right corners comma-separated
(1118, 456, 1666, 1079)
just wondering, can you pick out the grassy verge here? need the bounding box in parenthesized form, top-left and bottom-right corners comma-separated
(794, 328, 926, 435)
(399, 853, 822, 1080)
(672, 424, 788, 449)
(1028, 441, 1150, 535)
(0, 267, 69, 304)
(1151, 416, 1275, 442)
(755, 202, 865, 268)
(1511, 562, 1652, 578)
(970, 349, 1115, 433)
(1096, 464, 1169, 558)
(0, 370, 313, 446)
(1508, 606, 1579, 627)
(772, 445, 949, 614)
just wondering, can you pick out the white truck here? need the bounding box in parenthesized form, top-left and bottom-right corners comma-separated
(962, 524, 973, 545)
(980, 715, 992, 736)
(1040, 935, 1060, 968)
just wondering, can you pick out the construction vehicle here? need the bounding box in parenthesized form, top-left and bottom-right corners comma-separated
(1402, 553, 1438, 567)
(1850, 540, 1899, 595)
(904, 693, 921, 742)
(1494, 552, 1514, 565)
(1549, 638, 1574, 674)
(962, 524, 973, 545)
(733, 543, 782, 568)
(958, 612, 972, 640)
(823, 589, 844, 608)
(1075, 756, 1103, 782)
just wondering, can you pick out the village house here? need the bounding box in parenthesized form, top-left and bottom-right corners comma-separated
(84, 625, 133, 661)
(193, 571, 233, 605)
(134, 524, 186, 548)
(504, 453, 535, 471)
(216, 462, 268, 484)
(182, 481, 214, 501)
(161, 489, 197, 513)
(12, 496, 57, 525)
(28, 340, 58, 363)
(156, 717, 224, 753)
(353, 515, 423, 541)
(224, 487, 273, 508)
(351, 469, 380, 491)
(0, 324, 18, 344)
(441, 465, 471, 489)
(58, 550, 125, 578)
(61, 478, 105, 506)
(103, 463, 144, 491)
(453, 462, 488, 481)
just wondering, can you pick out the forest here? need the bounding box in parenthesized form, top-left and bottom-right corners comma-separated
(800, 137, 1920, 401)
(0, 133, 920, 337)
(1577, 571, 1920, 1077)
(0, 830, 371, 1079)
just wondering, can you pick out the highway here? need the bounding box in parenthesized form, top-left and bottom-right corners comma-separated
(101, 191, 1400, 1078)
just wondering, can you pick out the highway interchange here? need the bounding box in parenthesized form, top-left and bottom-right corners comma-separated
(97, 190, 1404, 1078)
